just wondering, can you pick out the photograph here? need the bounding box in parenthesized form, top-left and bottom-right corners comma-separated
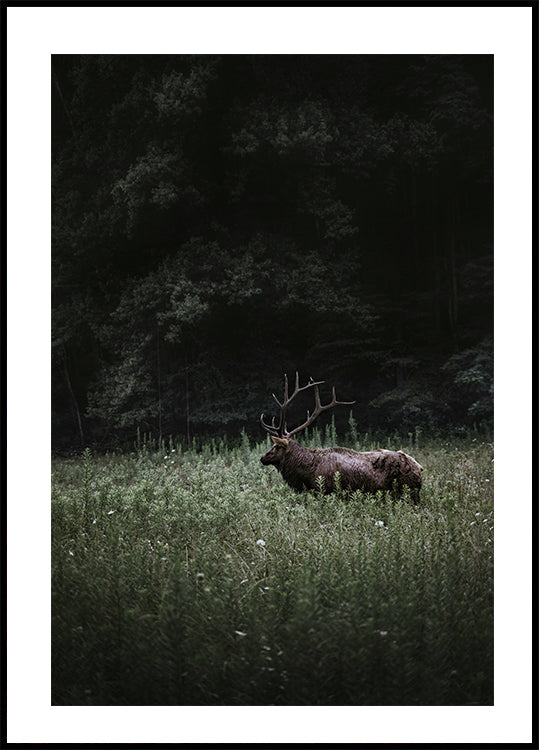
(51, 52, 494, 707)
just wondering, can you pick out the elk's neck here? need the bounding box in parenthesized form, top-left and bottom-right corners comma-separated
(280, 440, 321, 491)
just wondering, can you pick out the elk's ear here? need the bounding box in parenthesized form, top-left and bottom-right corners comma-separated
(271, 436, 289, 447)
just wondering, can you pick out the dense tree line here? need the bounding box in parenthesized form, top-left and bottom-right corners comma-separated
(52, 54, 493, 450)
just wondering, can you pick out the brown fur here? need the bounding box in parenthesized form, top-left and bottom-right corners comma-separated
(261, 438, 423, 501)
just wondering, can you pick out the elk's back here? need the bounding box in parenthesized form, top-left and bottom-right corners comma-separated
(316, 447, 422, 493)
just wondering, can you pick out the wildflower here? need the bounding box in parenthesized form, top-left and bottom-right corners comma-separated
(234, 630, 247, 637)
(375, 520, 385, 527)
(256, 539, 266, 547)
(164, 455, 168, 460)
(107, 510, 115, 515)
(379, 630, 388, 637)
(68, 550, 74, 556)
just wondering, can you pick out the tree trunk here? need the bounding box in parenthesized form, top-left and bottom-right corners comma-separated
(52, 63, 75, 136)
(63, 353, 84, 446)
(447, 196, 460, 347)
(430, 174, 441, 335)
(156, 326, 162, 442)
(185, 363, 190, 447)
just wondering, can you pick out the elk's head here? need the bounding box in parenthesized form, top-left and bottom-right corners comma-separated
(260, 436, 290, 466)
(260, 372, 354, 466)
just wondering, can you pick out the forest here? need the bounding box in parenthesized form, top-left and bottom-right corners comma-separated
(51, 54, 493, 451)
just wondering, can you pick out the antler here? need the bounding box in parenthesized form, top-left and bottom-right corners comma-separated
(260, 372, 355, 439)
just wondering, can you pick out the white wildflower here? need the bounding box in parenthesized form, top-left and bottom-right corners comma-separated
(256, 539, 266, 547)
(375, 520, 385, 527)
(107, 510, 115, 515)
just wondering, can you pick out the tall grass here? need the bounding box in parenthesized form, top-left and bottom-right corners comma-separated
(51, 434, 493, 705)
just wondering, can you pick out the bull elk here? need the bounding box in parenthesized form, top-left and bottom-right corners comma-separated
(260, 373, 423, 502)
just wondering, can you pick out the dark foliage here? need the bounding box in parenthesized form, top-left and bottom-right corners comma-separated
(52, 54, 493, 449)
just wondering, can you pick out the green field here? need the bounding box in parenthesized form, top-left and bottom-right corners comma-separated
(51, 432, 494, 706)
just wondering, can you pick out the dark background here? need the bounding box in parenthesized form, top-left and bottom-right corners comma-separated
(52, 54, 493, 451)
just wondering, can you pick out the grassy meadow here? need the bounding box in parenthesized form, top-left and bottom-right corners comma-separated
(51, 430, 494, 706)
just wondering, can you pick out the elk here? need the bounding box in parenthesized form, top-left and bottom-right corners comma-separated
(260, 373, 423, 502)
